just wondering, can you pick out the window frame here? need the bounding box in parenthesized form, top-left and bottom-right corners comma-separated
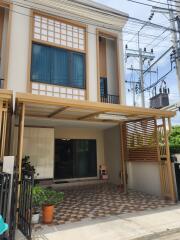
(31, 42, 86, 90)
(28, 12, 88, 99)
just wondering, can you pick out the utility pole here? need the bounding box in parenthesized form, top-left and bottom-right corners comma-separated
(167, 0, 180, 97)
(139, 48, 145, 107)
(125, 12, 155, 107)
(125, 48, 155, 107)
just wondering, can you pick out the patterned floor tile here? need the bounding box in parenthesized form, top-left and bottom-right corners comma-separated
(33, 183, 177, 230)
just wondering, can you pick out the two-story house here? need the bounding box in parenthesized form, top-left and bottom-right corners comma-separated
(0, 0, 177, 202)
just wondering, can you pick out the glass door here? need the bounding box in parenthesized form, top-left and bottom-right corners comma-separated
(54, 139, 97, 180)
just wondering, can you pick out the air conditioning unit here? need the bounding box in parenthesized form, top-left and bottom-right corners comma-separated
(150, 93, 169, 109)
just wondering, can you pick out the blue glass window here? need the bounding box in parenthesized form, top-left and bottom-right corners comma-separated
(31, 43, 86, 89)
(31, 44, 51, 84)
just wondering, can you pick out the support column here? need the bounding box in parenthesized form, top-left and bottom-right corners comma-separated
(17, 103, 25, 182)
(0, 107, 7, 158)
(120, 123, 127, 193)
(162, 117, 176, 201)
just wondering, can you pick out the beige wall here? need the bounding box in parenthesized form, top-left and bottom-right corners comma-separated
(13, 125, 105, 180)
(7, 5, 31, 92)
(88, 25, 98, 102)
(55, 126, 105, 178)
(14, 127, 54, 179)
(0, 9, 9, 80)
(104, 126, 121, 185)
(5, 4, 126, 104)
(106, 39, 119, 96)
(127, 162, 161, 196)
(118, 31, 126, 104)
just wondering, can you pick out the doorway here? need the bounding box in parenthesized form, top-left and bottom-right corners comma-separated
(54, 139, 97, 180)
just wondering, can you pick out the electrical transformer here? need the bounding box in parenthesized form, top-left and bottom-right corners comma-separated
(150, 93, 169, 109)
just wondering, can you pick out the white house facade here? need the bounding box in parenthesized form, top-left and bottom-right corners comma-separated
(0, 0, 177, 202)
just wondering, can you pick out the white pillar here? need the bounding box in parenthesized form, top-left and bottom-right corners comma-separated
(88, 25, 98, 102)
(118, 31, 126, 105)
(7, 4, 31, 92)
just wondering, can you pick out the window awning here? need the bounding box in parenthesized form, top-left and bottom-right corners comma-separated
(15, 93, 176, 123)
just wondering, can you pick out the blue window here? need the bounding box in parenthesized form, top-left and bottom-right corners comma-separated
(31, 43, 86, 89)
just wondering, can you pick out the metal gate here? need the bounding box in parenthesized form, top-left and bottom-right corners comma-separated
(174, 163, 180, 200)
(9, 172, 18, 240)
(0, 172, 18, 240)
(18, 170, 34, 240)
(0, 172, 11, 222)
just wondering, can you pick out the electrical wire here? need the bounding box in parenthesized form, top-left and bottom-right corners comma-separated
(128, 0, 180, 14)
(0, 1, 174, 49)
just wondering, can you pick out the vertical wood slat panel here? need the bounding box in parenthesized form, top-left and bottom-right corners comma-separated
(155, 118, 176, 201)
(125, 118, 158, 162)
(120, 123, 127, 193)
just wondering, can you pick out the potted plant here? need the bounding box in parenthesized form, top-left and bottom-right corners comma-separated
(42, 188, 64, 224)
(32, 186, 44, 224)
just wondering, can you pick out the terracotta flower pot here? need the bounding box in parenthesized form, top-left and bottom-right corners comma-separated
(42, 205, 54, 224)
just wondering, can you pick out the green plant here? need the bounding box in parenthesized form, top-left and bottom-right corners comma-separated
(43, 188, 64, 206)
(22, 156, 35, 173)
(32, 186, 45, 209)
(169, 126, 180, 154)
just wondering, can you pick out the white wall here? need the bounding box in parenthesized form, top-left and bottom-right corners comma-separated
(127, 162, 161, 196)
(7, 5, 31, 92)
(106, 39, 118, 96)
(55, 126, 105, 178)
(104, 126, 121, 185)
(87, 25, 98, 102)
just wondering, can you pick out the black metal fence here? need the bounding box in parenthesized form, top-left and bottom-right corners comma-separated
(101, 94, 119, 104)
(9, 173, 18, 240)
(0, 173, 11, 222)
(0, 172, 18, 240)
(18, 170, 34, 240)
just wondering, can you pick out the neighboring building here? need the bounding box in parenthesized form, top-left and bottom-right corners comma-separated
(0, 0, 177, 201)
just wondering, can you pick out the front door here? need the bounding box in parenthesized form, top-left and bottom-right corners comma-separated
(54, 139, 97, 180)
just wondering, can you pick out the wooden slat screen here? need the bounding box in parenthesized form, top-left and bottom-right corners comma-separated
(157, 123, 172, 198)
(125, 119, 158, 162)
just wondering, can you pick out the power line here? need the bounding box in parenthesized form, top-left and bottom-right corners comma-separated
(0, 1, 174, 50)
(128, 0, 180, 14)
(146, 0, 176, 8)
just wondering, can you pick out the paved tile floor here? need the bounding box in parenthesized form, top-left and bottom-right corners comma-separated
(34, 183, 176, 230)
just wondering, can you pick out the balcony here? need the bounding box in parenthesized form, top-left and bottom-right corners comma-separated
(101, 94, 119, 104)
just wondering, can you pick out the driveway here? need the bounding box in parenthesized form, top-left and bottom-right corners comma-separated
(34, 183, 175, 229)
(16, 205, 180, 240)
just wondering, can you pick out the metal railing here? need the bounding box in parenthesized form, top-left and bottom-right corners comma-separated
(0, 79, 4, 89)
(18, 170, 34, 240)
(101, 94, 119, 104)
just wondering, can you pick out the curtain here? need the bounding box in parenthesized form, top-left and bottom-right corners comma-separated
(31, 43, 85, 89)
(51, 48, 69, 86)
(71, 52, 85, 88)
(31, 44, 51, 83)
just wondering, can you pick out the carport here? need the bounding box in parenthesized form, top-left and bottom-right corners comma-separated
(15, 92, 176, 202)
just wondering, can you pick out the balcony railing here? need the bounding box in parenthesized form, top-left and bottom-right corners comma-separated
(101, 94, 119, 104)
(0, 78, 4, 89)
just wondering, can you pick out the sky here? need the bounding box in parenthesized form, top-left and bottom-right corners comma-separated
(94, 0, 180, 125)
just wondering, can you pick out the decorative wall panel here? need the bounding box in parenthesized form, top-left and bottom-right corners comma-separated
(32, 82, 85, 100)
(33, 15, 85, 51)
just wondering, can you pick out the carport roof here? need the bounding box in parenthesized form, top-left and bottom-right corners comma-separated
(15, 93, 176, 122)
